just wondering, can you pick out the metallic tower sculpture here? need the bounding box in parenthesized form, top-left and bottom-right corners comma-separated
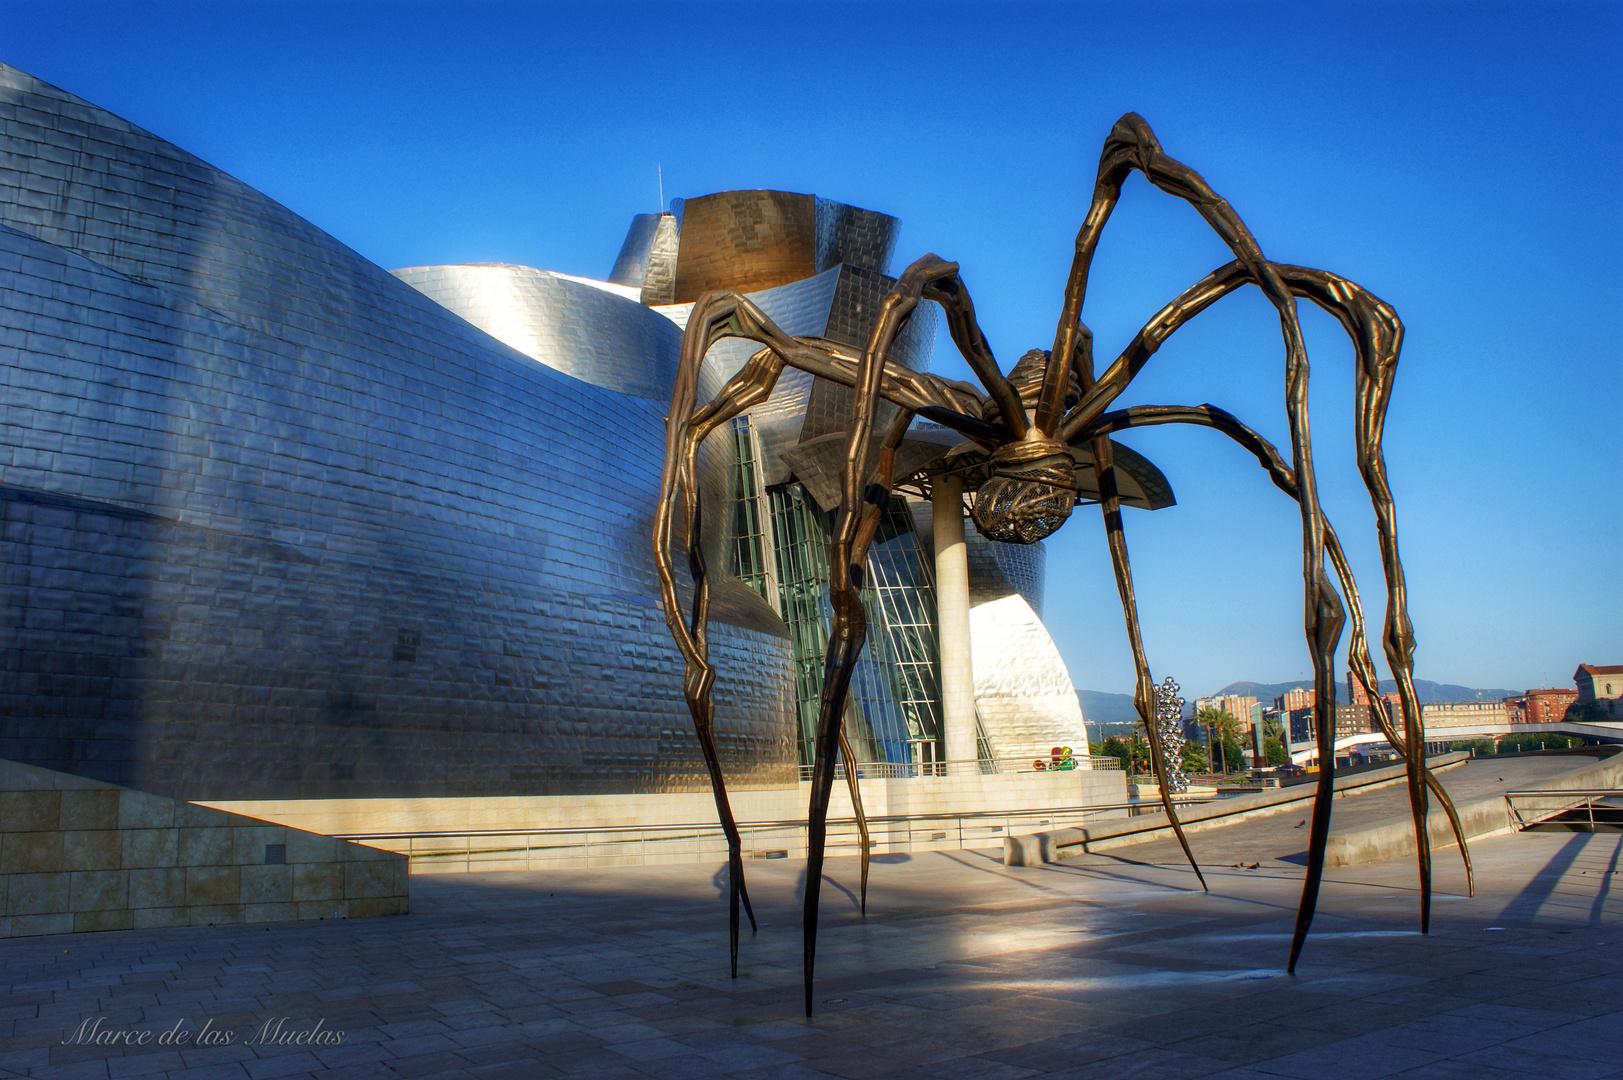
(1156, 676, 1189, 795)
(654, 114, 1470, 1016)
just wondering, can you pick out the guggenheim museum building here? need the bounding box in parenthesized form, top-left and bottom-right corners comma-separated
(0, 65, 1172, 808)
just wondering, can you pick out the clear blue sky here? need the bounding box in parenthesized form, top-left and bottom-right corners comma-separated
(4, 1, 1618, 698)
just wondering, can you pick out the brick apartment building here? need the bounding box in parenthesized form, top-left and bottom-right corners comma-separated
(1524, 688, 1579, 724)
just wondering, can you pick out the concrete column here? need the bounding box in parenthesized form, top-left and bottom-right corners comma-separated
(932, 474, 977, 766)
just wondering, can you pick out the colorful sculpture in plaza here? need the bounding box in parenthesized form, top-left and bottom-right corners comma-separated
(654, 114, 1470, 1015)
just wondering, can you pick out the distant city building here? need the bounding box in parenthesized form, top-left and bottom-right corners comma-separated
(1276, 687, 1313, 714)
(1575, 665, 1623, 719)
(1345, 675, 1404, 721)
(1504, 696, 1528, 724)
(1287, 705, 1371, 743)
(1524, 688, 1579, 725)
(1341, 705, 1374, 738)
(1194, 694, 1257, 726)
(1422, 700, 1512, 730)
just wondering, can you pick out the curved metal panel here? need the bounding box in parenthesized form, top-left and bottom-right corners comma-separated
(966, 532, 1047, 620)
(1069, 440, 1176, 510)
(393, 263, 681, 401)
(639, 214, 680, 305)
(909, 498, 1048, 619)
(608, 213, 662, 287)
(969, 593, 1091, 761)
(814, 197, 899, 276)
(673, 190, 817, 302)
(655, 268, 842, 486)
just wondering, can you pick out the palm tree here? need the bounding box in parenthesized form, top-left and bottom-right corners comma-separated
(1195, 707, 1243, 774)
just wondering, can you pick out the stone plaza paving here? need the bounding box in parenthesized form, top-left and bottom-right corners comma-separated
(3, 827, 1622, 1080)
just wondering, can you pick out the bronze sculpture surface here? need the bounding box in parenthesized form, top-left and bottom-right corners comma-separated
(653, 114, 1466, 1016)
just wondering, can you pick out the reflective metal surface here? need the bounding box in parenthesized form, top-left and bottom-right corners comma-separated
(393, 263, 678, 400)
(968, 593, 1091, 763)
(608, 213, 662, 287)
(813, 196, 899, 276)
(0, 64, 795, 802)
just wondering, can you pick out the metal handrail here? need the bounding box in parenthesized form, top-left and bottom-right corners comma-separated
(1505, 789, 1623, 831)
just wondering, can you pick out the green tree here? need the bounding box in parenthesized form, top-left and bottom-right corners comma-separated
(1097, 736, 1130, 770)
(1126, 733, 1151, 774)
(1195, 707, 1243, 773)
(1264, 738, 1288, 766)
(1182, 739, 1209, 773)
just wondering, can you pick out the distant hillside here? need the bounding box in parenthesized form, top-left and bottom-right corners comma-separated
(1076, 678, 1518, 736)
(1077, 690, 1142, 727)
(1211, 679, 1518, 704)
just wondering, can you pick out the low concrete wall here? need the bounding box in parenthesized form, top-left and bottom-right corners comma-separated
(2, 759, 407, 938)
(203, 769, 1126, 840)
(202, 787, 804, 837)
(1005, 754, 1469, 866)
(1324, 750, 1623, 867)
(208, 770, 1132, 874)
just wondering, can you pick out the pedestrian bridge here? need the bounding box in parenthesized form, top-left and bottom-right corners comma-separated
(1287, 720, 1623, 765)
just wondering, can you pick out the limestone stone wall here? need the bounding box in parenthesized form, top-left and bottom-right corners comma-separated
(0, 759, 407, 938)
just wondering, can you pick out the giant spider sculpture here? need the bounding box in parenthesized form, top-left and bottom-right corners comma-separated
(654, 114, 1473, 1017)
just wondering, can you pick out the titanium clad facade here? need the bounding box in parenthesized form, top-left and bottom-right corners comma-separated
(813, 197, 899, 279)
(0, 60, 1127, 796)
(970, 593, 1092, 761)
(672, 191, 820, 301)
(0, 65, 795, 800)
(608, 213, 663, 288)
(389, 264, 674, 400)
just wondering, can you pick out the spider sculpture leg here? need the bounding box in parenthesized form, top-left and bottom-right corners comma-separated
(1089, 436, 1207, 891)
(1047, 115, 1343, 966)
(837, 724, 871, 914)
(802, 403, 915, 1014)
(804, 258, 955, 1017)
(655, 296, 814, 975)
(1327, 531, 1470, 900)
(1067, 259, 1444, 958)
(658, 287, 950, 985)
(1085, 402, 1473, 900)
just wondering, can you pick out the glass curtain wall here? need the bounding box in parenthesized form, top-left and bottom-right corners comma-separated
(764, 484, 944, 766)
(729, 417, 777, 609)
(865, 504, 944, 754)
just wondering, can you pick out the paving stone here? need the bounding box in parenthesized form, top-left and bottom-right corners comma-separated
(2, 834, 1621, 1079)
